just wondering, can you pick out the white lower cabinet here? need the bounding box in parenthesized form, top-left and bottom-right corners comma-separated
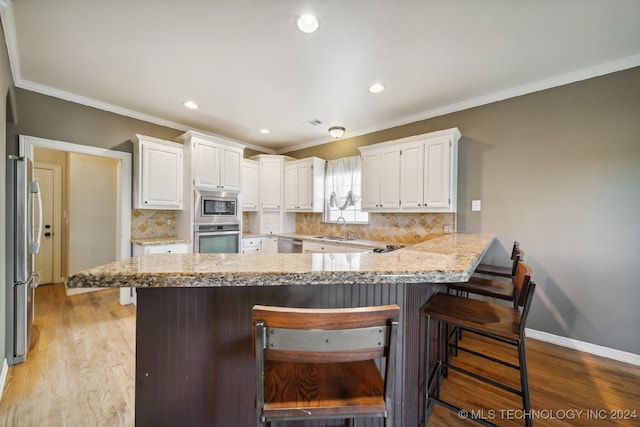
(302, 241, 370, 253)
(261, 237, 279, 254)
(132, 242, 190, 256)
(241, 237, 261, 254)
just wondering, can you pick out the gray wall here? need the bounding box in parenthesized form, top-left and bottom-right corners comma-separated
(288, 67, 640, 355)
(1, 20, 12, 370)
(7, 87, 183, 154)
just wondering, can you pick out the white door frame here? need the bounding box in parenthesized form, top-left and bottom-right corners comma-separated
(20, 135, 133, 304)
(34, 162, 63, 283)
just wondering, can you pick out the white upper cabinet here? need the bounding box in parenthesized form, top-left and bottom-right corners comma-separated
(133, 135, 183, 210)
(361, 145, 401, 210)
(175, 131, 244, 192)
(399, 140, 424, 208)
(284, 157, 325, 212)
(423, 135, 453, 210)
(259, 156, 284, 210)
(241, 159, 259, 211)
(360, 127, 460, 212)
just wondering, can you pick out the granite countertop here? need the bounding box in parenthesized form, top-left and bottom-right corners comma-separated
(131, 237, 191, 246)
(67, 233, 494, 289)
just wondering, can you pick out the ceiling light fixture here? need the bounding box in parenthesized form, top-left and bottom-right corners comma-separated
(296, 14, 319, 33)
(183, 100, 198, 109)
(368, 83, 385, 94)
(328, 126, 345, 139)
(259, 128, 270, 134)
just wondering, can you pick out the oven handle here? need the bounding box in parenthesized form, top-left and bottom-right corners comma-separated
(195, 231, 240, 237)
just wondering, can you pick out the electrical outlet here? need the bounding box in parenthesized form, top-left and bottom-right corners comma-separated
(147, 219, 154, 227)
(167, 219, 172, 226)
(471, 200, 482, 211)
(443, 224, 451, 233)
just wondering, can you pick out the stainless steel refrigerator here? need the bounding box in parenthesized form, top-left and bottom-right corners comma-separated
(6, 155, 42, 365)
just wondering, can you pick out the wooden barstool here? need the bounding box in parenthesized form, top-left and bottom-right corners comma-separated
(422, 261, 535, 427)
(448, 249, 524, 306)
(253, 304, 399, 427)
(474, 241, 520, 278)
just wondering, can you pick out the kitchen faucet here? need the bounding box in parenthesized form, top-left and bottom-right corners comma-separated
(336, 216, 347, 240)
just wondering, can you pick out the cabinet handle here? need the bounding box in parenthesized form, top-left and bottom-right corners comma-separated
(144, 201, 148, 204)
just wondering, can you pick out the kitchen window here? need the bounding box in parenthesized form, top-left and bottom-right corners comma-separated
(323, 156, 369, 224)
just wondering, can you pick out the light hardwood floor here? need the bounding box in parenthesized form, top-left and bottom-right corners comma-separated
(0, 283, 638, 426)
(0, 283, 136, 426)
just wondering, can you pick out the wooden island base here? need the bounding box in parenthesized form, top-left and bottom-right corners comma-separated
(135, 282, 440, 427)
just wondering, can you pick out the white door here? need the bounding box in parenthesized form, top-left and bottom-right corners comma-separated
(33, 164, 62, 285)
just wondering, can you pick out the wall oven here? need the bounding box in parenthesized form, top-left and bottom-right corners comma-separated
(194, 190, 241, 253)
(195, 190, 238, 224)
(194, 223, 241, 254)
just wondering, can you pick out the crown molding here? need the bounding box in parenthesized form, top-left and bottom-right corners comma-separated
(276, 53, 640, 154)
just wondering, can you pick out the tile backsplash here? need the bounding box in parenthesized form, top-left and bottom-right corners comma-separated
(131, 209, 177, 239)
(295, 212, 455, 244)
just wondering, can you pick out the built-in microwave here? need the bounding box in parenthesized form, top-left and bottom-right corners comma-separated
(194, 190, 239, 225)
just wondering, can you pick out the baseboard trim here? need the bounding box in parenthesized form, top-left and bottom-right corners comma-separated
(526, 328, 640, 367)
(0, 358, 9, 401)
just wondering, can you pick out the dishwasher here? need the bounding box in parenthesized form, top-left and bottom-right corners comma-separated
(277, 238, 303, 253)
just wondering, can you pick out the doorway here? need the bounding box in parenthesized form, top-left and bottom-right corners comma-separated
(21, 135, 132, 303)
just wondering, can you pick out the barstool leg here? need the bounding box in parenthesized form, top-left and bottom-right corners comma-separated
(518, 339, 532, 427)
(423, 315, 431, 426)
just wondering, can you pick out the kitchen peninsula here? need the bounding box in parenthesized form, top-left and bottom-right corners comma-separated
(67, 233, 493, 427)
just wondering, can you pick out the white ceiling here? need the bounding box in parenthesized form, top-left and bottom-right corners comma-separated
(2, 1, 640, 153)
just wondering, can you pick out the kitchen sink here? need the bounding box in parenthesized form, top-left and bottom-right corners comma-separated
(313, 235, 357, 241)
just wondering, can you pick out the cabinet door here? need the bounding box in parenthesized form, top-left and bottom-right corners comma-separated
(379, 147, 401, 209)
(423, 136, 451, 209)
(260, 159, 282, 209)
(242, 160, 259, 211)
(194, 140, 220, 190)
(296, 162, 314, 210)
(261, 237, 279, 254)
(220, 146, 242, 191)
(400, 141, 424, 208)
(361, 151, 381, 209)
(133, 242, 189, 255)
(146, 243, 189, 254)
(284, 164, 299, 211)
(141, 143, 183, 209)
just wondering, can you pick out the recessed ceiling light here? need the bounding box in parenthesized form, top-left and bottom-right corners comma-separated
(368, 83, 385, 94)
(183, 100, 198, 109)
(296, 14, 319, 33)
(259, 128, 270, 134)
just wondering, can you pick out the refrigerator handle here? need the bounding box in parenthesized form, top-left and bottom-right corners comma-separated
(30, 181, 43, 254)
(30, 271, 42, 289)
